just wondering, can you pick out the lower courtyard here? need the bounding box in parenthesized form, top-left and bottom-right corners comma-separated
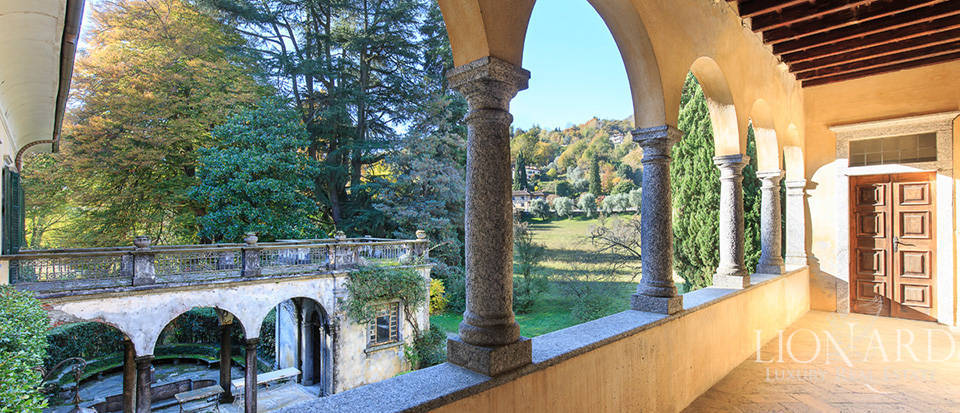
(686, 311, 960, 412)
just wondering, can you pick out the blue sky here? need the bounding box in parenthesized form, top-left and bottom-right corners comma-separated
(511, 0, 633, 130)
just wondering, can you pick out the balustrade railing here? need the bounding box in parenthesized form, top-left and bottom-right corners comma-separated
(3, 232, 428, 293)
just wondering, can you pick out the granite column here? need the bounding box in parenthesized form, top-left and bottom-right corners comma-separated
(713, 154, 750, 288)
(445, 56, 532, 376)
(631, 126, 683, 314)
(756, 170, 785, 275)
(784, 179, 808, 266)
(122, 340, 136, 413)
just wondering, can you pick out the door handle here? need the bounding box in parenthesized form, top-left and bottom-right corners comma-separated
(893, 236, 902, 253)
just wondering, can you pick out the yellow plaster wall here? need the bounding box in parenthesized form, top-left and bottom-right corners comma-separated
(431, 269, 810, 413)
(802, 61, 960, 321)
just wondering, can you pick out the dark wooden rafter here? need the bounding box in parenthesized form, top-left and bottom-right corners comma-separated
(751, 0, 873, 31)
(789, 28, 960, 71)
(795, 39, 960, 79)
(780, 14, 960, 63)
(802, 50, 960, 86)
(729, 0, 960, 86)
(763, 0, 946, 44)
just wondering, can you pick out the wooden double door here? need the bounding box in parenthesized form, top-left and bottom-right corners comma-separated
(850, 173, 936, 321)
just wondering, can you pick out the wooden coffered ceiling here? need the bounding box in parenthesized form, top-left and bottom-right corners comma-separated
(728, 0, 960, 87)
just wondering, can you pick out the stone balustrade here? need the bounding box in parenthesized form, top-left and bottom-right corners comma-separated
(2, 234, 428, 294)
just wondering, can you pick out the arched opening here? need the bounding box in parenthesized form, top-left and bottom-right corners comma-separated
(150, 307, 247, 409)
(269, 297, 333, 396)
(42, 321, 132, 412)
(689, 56, 741, 156)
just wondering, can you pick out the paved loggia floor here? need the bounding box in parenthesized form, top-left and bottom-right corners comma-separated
(684, 311, 960, 412)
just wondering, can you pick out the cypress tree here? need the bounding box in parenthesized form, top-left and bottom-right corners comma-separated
(589, 156, 602, 196)
(514, 152, 529, 191)
(671, 73, 764, 291)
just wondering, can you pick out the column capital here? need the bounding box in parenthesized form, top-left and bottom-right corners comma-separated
(447, 56, 530, 110)
(631, 125, 683, 145)
(134, 355, 154, 365)
(756, 169, 785, 180)
(785, 179, 807, 190)
(713, 153, 749, 169)
(245, 337, 260, 348)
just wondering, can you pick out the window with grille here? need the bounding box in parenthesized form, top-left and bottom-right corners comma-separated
(368, 302, 400, 346)
(848, 133, 937, 167)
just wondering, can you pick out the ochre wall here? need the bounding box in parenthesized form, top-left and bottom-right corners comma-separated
(803, 61, 960, 325)
(431, 269, 810, 413)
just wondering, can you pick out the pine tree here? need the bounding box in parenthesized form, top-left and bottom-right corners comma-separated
(743, 126, 762, 273)
(514, 152, 529, 191)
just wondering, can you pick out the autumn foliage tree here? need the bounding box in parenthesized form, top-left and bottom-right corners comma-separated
(59, 0, 264, 245)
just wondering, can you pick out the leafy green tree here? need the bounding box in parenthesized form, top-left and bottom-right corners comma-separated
(529, 198, 551, 220)
(672, 73, 721, 291)
(192, 99, 322, 242)
(0, 286, 49, 412)
(20, 154, 72, 249)
(206, 0, 428, 233)
(62, 0, 264, 246)
(628, 188, 643, 210)
(513, 220, 546, 313)
(514, 152, 530, 191)
(553, 197, 575, 218)
(578, 193, 598, 218)
(589, 157, 602, 196)
(743, 126, 763, 273)
(555, 181, 573, 197)
(611, 181, 635, 195)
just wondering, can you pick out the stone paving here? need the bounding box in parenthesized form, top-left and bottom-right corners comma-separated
(684, 310, 960, 412)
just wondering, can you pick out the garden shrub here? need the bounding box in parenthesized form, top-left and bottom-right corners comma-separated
(429, 279, 448, 315)
(443, 271, 466, 314)
(403, 325, 446, 370)
(0, 286, 50, 412)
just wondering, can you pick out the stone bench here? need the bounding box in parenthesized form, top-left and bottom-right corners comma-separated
(231, 367, 301, 394)
(174, 385, 223, 413)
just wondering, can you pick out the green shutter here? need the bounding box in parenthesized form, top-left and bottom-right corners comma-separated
(2, 167, 23, 255)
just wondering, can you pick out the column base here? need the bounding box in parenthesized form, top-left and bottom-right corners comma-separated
(755, 262, 785, 275)
(785, 255, 808, 266)
(631, 293, 682, 314)
(713, 273, 751, 289)
(447, 336, 531, 376)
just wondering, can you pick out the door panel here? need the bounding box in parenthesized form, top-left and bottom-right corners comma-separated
(850, 175, 891, 317)
(891, 173, 935, 321)
(849, 173, 936, 321)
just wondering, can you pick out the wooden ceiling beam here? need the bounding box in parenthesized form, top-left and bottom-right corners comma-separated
(734, 0, 814, 18)
(771, 1, 960, 54)
(751, 0, 872, 32)
(763, 0, 945, 44)
(795, 40, 960, 79)
(788, 28, 960, 71)
(802, 51, 960, 86)
(780, 14, 960, 63)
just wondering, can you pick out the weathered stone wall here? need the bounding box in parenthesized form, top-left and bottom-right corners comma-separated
(332, 266, 431, 393)
(40, 264, 432, 394)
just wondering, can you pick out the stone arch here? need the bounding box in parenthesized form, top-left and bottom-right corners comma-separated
(438, 0, 668, 128)
(263, 296, 334, 394)
(150, 306, 247, 355)
(749, 98, 781, 171)
(783, 143, 804, 182)
(689, 56, 741, 156)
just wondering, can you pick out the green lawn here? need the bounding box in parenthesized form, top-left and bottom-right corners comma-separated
(430, 213, 646, 338)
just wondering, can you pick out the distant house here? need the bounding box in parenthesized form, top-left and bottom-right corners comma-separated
(512, 190, 547, 211)
(609, 133, 625, 144)
(525, 166, 541, 181)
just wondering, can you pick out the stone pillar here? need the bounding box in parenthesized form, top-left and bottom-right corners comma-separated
(241, 232, 261, 277)
(713, 154, 750, 288)
(784, 179, 808, 266)
(756, 170, 785, 275)
(445, 56, 532, 377)
(122, 340, 136, 413)
(134, 356, 153, 413)
(630, 125, 683, 314)
(219, 322, 234, 403)
(131, 236, 155, 286)
(244, 338, 259, 413)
